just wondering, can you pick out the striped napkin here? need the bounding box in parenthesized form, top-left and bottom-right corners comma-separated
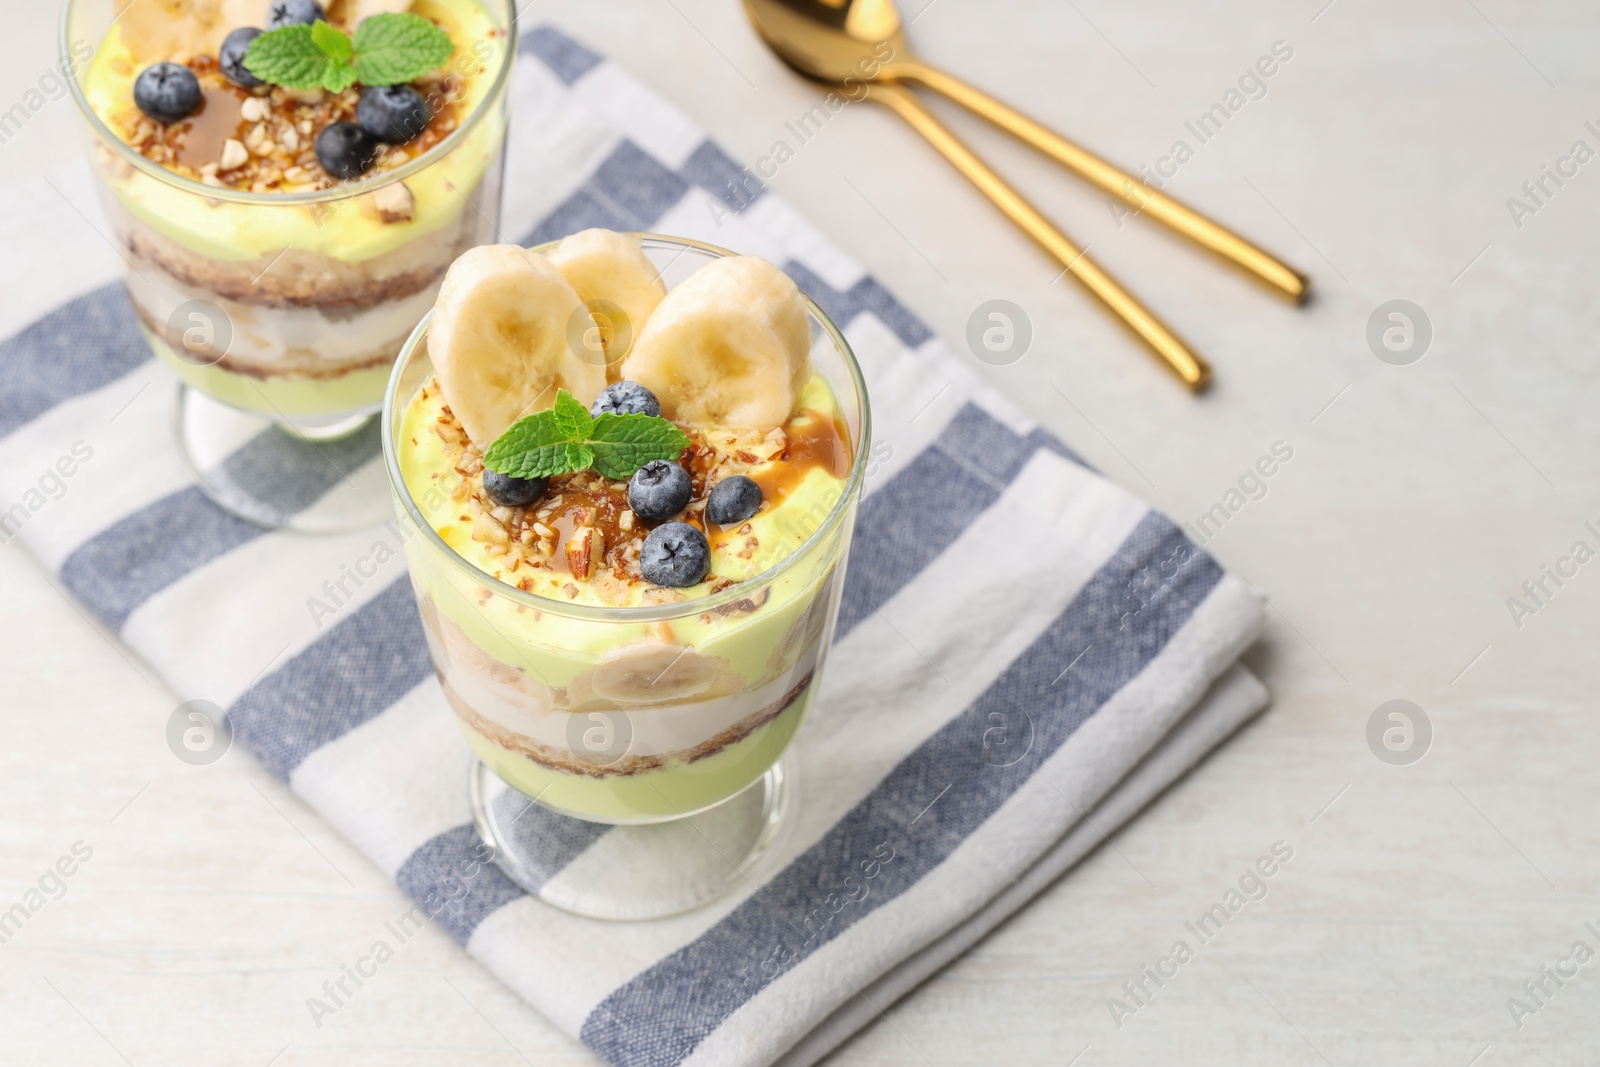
(0, 24, 1268, 1067)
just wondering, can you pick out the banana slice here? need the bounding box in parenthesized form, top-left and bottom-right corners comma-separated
(331, 0, 412, 26)
(121, 0, 268, 62)
(567, 641, 739, 710)
(547, 229, 667, 377)
(619, 256, 812, 431)
(428, 244, 606, 448)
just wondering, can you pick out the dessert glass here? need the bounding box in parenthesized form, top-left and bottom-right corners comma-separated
(62, 0, 516, 532)
(383, 236, 870, 918)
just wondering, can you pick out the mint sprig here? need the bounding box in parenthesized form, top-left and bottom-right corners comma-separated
(483, 389, 691, 482)
(243, 13, 453, 92)
(351, 14, 456, 86)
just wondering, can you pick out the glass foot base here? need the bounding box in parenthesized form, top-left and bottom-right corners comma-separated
(173, 383, 390, 533)
(471, 755, 792, 921)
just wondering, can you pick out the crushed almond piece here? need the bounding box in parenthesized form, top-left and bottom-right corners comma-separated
(566, 527, 603, 580)
(218, 138, 248, 171)
(473, 512, 509, 545)
(368, 181, 415, 224)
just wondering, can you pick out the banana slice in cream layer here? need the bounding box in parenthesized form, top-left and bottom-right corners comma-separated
(547, 229, 667, 375)
(427, 244, 606, 448)
(567, 641, 741, 710)
(619, 255, 811, 432)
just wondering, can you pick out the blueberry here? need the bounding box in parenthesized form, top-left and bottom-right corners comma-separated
(705, 475, 762, 525)
(483, 470, 548, 508)
(590, 381, 661, 419)
(219, 27, 264, 88)
(627, 459, 692, 522)
(356, 84, 432, 145)
(268, 0, 325, 27)
(315, 121, 378, 180)
(640, 522, 710, 587)
(133, 62, 202, 123)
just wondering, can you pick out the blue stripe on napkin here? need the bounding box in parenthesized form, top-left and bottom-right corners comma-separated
(836, 403, 1079, 637)
(396, 824, 527, 942)
(63, 486, 261, 631)
(581, 513, 1220, 1066)
(480, 788, 613, 893)
(60, 422, 381, 631)
(228, 578, 432, 779)
(684, 142, 768, 213)
(523, 141, 688, 247)
(522, 25, 603, 86)
(783, 262, 931, 350)
(0, 284, 149, 440)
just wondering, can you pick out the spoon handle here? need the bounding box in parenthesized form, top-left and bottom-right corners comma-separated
(867, 83, 1209, 390)
(886, 61, 1307, 305)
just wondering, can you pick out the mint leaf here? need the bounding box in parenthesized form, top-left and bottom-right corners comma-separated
(351, 12, 454, 87)
(244, 23, 343, 90)
(483, 411, 593, 479)
(551, 389, 593, 442)
(588, 415, 690, 480)
(243, 14, 450, 91)
(310, 19, 358, 91)
(514, 441, 592, 479)
(483, 389, 689, 481)
(311, 19, 354, 65)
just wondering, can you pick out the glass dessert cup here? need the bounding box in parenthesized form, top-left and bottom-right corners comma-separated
(382, 236, 871, 919)
(62, 0, 516, 533)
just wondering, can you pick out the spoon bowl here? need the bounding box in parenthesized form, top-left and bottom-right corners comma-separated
(742, 0, 907, 84)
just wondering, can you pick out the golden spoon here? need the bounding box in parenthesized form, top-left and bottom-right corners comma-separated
(742, 0, 1309, 390)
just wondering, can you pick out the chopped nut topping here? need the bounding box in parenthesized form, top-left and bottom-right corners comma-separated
(368, 180, 416, 224)
(106, 55, 465, 193)
(218, 137, 248, 171)
(565, 526, 603, 580)
(417, 376, 851, 603)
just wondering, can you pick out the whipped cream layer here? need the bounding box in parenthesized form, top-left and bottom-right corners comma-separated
(133, 256, 442, 369)
(429, 604, 821, 762)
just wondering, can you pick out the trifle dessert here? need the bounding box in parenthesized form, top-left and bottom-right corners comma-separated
(65, 0, 515, 421)
(384, 231, 869, 830)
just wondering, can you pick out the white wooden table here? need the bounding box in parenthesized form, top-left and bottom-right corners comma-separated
(4, 2, 1599, 1063)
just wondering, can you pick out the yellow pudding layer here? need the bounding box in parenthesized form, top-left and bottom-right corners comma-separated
(82, 0, 509, 264)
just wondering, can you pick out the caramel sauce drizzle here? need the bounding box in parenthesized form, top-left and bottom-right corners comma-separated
(528, 408, 852, 580)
